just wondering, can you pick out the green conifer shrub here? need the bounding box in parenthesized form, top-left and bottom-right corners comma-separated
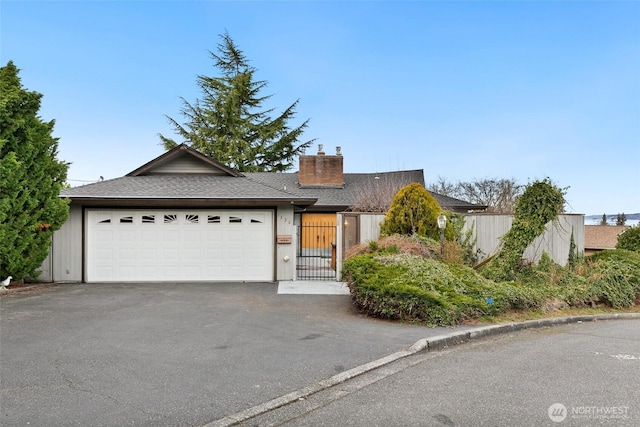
(380, 182, 452, 240)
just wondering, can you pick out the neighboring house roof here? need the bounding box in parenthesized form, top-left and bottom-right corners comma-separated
(61, 144, 485, 212)
(584, 225, 630, 250)
(428, 192, 487, 214)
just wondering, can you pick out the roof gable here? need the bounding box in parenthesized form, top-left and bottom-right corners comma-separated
(127, 144, 243, 177)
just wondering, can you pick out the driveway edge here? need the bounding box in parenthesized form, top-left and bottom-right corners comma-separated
(205, 313, 640, 427)
(0, 282, 58, 296)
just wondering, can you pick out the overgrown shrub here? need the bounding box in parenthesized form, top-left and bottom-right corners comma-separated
(345, 234, 438, 260)
(616, 225, 640, 252)
(581, 250, 640, 307)
(491, 281, 549, 310)
(343, 235, 640, 326)
(449, 213, 483, 266)
(508, 249, 640, 310)
(343, 253, 501, 325)
(587, 248, 640, 271)
(587, 263, 637, 308)
(346, 233, 478, 267)
(482, 178, 566, 281)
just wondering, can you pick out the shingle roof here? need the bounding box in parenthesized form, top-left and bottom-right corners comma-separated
(61, 175, 316, 207)
(584, 225, 630, 250)
(61, 145, 484, 212)
(62, 169, 485, 212)
(245, 170, 424, 210)
(429, 192, 487, 212)
(245, 170, 484, 212)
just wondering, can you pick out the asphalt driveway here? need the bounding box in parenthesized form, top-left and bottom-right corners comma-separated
(0, 282, 457, 426)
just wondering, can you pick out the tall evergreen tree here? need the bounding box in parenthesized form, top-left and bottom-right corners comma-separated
(616, 213, 627, 226)
(160, 32, 313, 172)
(600, 213, 608, 226)
(0, 61, 69, 280)
(567, 229, 577, 269)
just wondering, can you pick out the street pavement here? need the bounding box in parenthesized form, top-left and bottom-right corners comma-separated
(0, 282, 467, 426)
(234, 318, 640, 427)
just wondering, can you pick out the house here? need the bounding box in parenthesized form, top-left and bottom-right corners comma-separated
(41, 144, 484, 283)
(584, 225, 629, 256)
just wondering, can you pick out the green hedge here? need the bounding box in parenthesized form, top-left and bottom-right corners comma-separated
(343, 254, 503, 325)
(582, 250, 640, 308)
(343, 240, 640, 326)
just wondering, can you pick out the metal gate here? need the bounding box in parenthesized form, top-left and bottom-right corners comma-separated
(296, 222, 337, 280)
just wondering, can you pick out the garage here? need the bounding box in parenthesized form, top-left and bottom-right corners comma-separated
(86, 209, 274, 282)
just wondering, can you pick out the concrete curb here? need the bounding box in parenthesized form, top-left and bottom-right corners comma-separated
(205, 313, 640, 427)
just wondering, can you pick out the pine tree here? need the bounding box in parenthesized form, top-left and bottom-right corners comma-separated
(0, 61, 69, 280)
(616, 213, 627, 226)
(600, 213, 608, 226)
(160, 32, 313, 172)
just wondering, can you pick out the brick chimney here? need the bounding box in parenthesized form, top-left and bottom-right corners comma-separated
(298, 145, 344, 187)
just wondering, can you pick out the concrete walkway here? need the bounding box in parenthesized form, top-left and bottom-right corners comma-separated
(277, 280, 350, 295)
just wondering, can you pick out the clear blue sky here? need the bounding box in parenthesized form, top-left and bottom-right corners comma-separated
(2, 1, 639, 216)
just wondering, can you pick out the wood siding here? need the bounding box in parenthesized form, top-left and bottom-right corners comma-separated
(358, 213, 385, 242)
(38, 238, 53, 282)
(148, 156, 228, 174)
(336, 213, 385, 280)
(38, 204, 83, 282)
(462, 214, 584, 266)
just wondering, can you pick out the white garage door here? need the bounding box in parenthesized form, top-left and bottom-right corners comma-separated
(86, 210, 274, 282)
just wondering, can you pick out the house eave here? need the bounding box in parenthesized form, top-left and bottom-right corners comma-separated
(303, 205, 351, 213)
(66, 197, 317, 208)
